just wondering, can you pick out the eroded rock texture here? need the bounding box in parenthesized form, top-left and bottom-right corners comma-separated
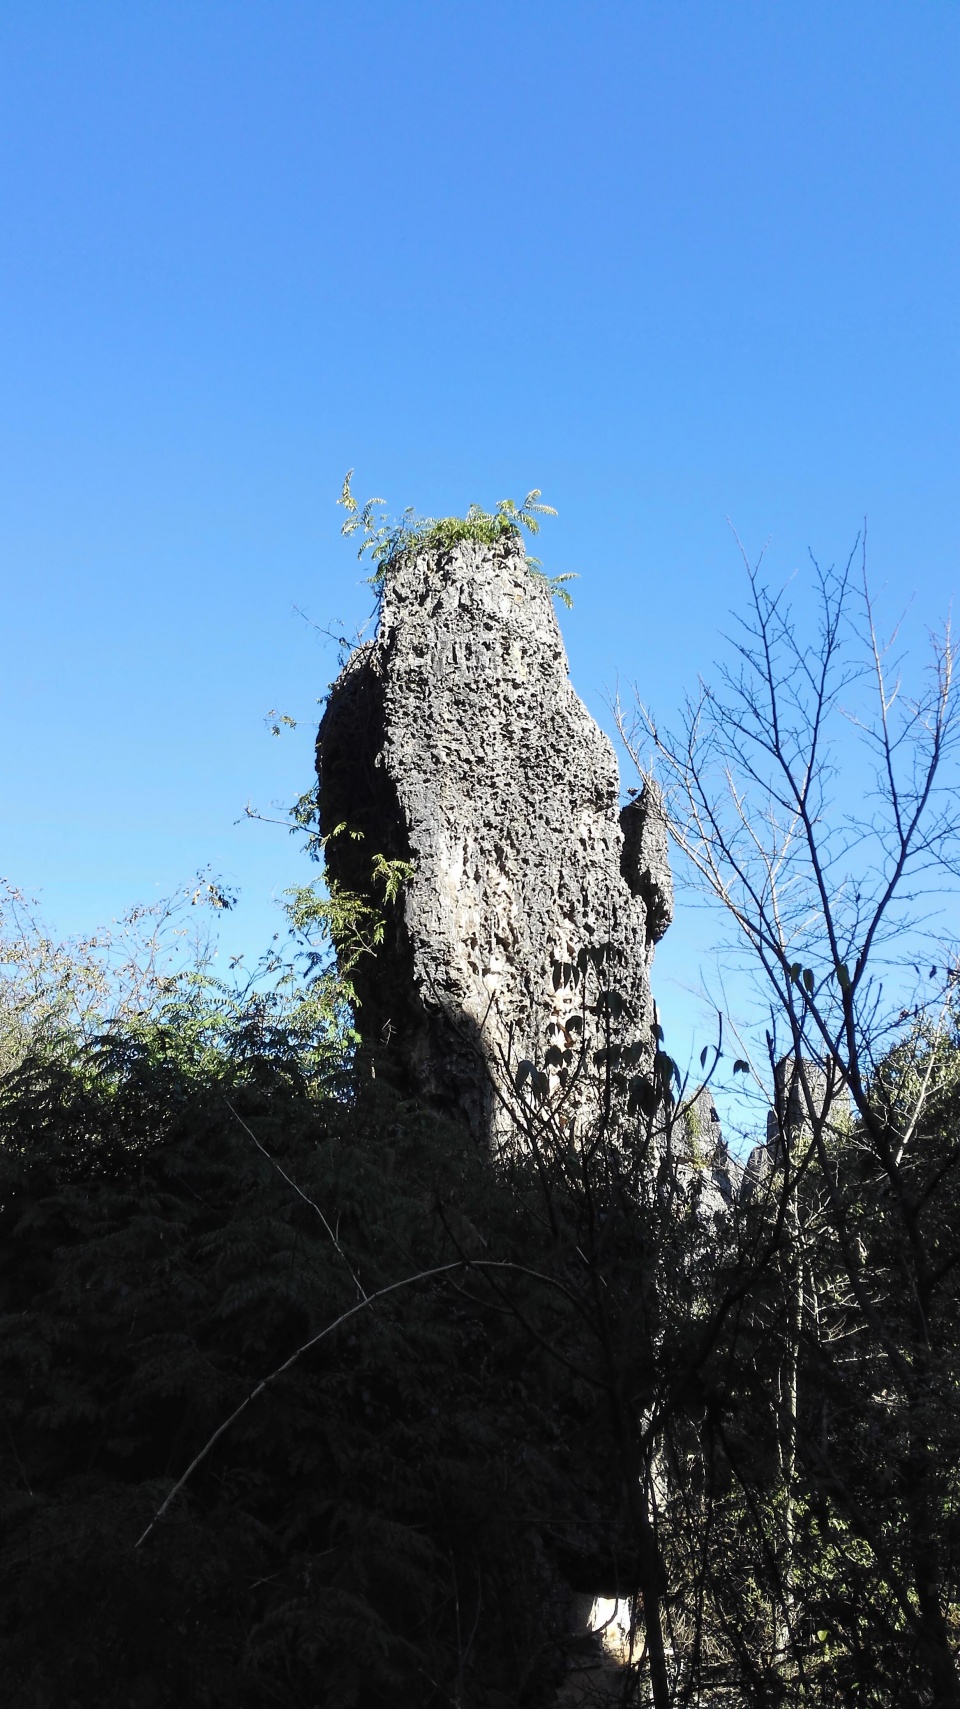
(317, 530, 671, 1145)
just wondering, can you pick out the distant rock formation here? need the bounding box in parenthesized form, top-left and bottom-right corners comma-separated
(742, 1056, 850, 1201)
(317, 529, 671, 1146)
(680, 1087, 744, 1209)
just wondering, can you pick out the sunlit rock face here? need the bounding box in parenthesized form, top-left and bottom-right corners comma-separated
(680, 1086, 744, 1212)
(742, 1056, 850, 1202)
(317, 530, 671, 1146)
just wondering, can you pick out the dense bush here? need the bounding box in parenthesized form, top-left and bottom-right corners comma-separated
(0, 1012, 606, 1708)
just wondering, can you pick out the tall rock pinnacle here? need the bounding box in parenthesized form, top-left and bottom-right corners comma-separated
(317, 529, 671, 1145)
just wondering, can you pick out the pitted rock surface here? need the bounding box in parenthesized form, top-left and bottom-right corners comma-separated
(317, 531, 670, 1144)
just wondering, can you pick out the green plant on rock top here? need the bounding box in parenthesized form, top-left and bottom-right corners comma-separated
(337, 470, 578, 607)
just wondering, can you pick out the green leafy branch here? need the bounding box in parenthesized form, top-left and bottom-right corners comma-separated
(283, 824, 415, 981)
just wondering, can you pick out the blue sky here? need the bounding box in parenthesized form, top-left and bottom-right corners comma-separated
(1, 1, 957, 1097)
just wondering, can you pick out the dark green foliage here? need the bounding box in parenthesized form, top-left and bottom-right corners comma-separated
(4, 940, 960, 1705)
(0, 1022, 592, 1708)
(654, 1023, 960, 1709)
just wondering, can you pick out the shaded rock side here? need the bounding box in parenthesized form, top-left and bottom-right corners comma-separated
(317, 531, 671, 1144)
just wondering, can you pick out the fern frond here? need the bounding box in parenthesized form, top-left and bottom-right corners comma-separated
(337, 470, 357, 514)
(525, 566, 578, 609)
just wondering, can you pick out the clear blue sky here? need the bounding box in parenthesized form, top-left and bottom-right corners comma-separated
(1, 1, 957, 1088)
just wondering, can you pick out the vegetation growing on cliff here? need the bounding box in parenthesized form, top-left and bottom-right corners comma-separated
(337, 470, 579, 606)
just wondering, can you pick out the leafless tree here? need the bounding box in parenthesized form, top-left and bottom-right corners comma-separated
(618, 535, 960, 1705)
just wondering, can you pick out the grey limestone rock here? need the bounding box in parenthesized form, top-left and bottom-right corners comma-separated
(317, 531, 667, 1146)
(670, 1086, 743, 1219)
(620, 781, 673, 950)
(741, 1056, 850, 1203)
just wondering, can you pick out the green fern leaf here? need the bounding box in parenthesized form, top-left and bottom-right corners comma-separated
(337, 469, 357, 513)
